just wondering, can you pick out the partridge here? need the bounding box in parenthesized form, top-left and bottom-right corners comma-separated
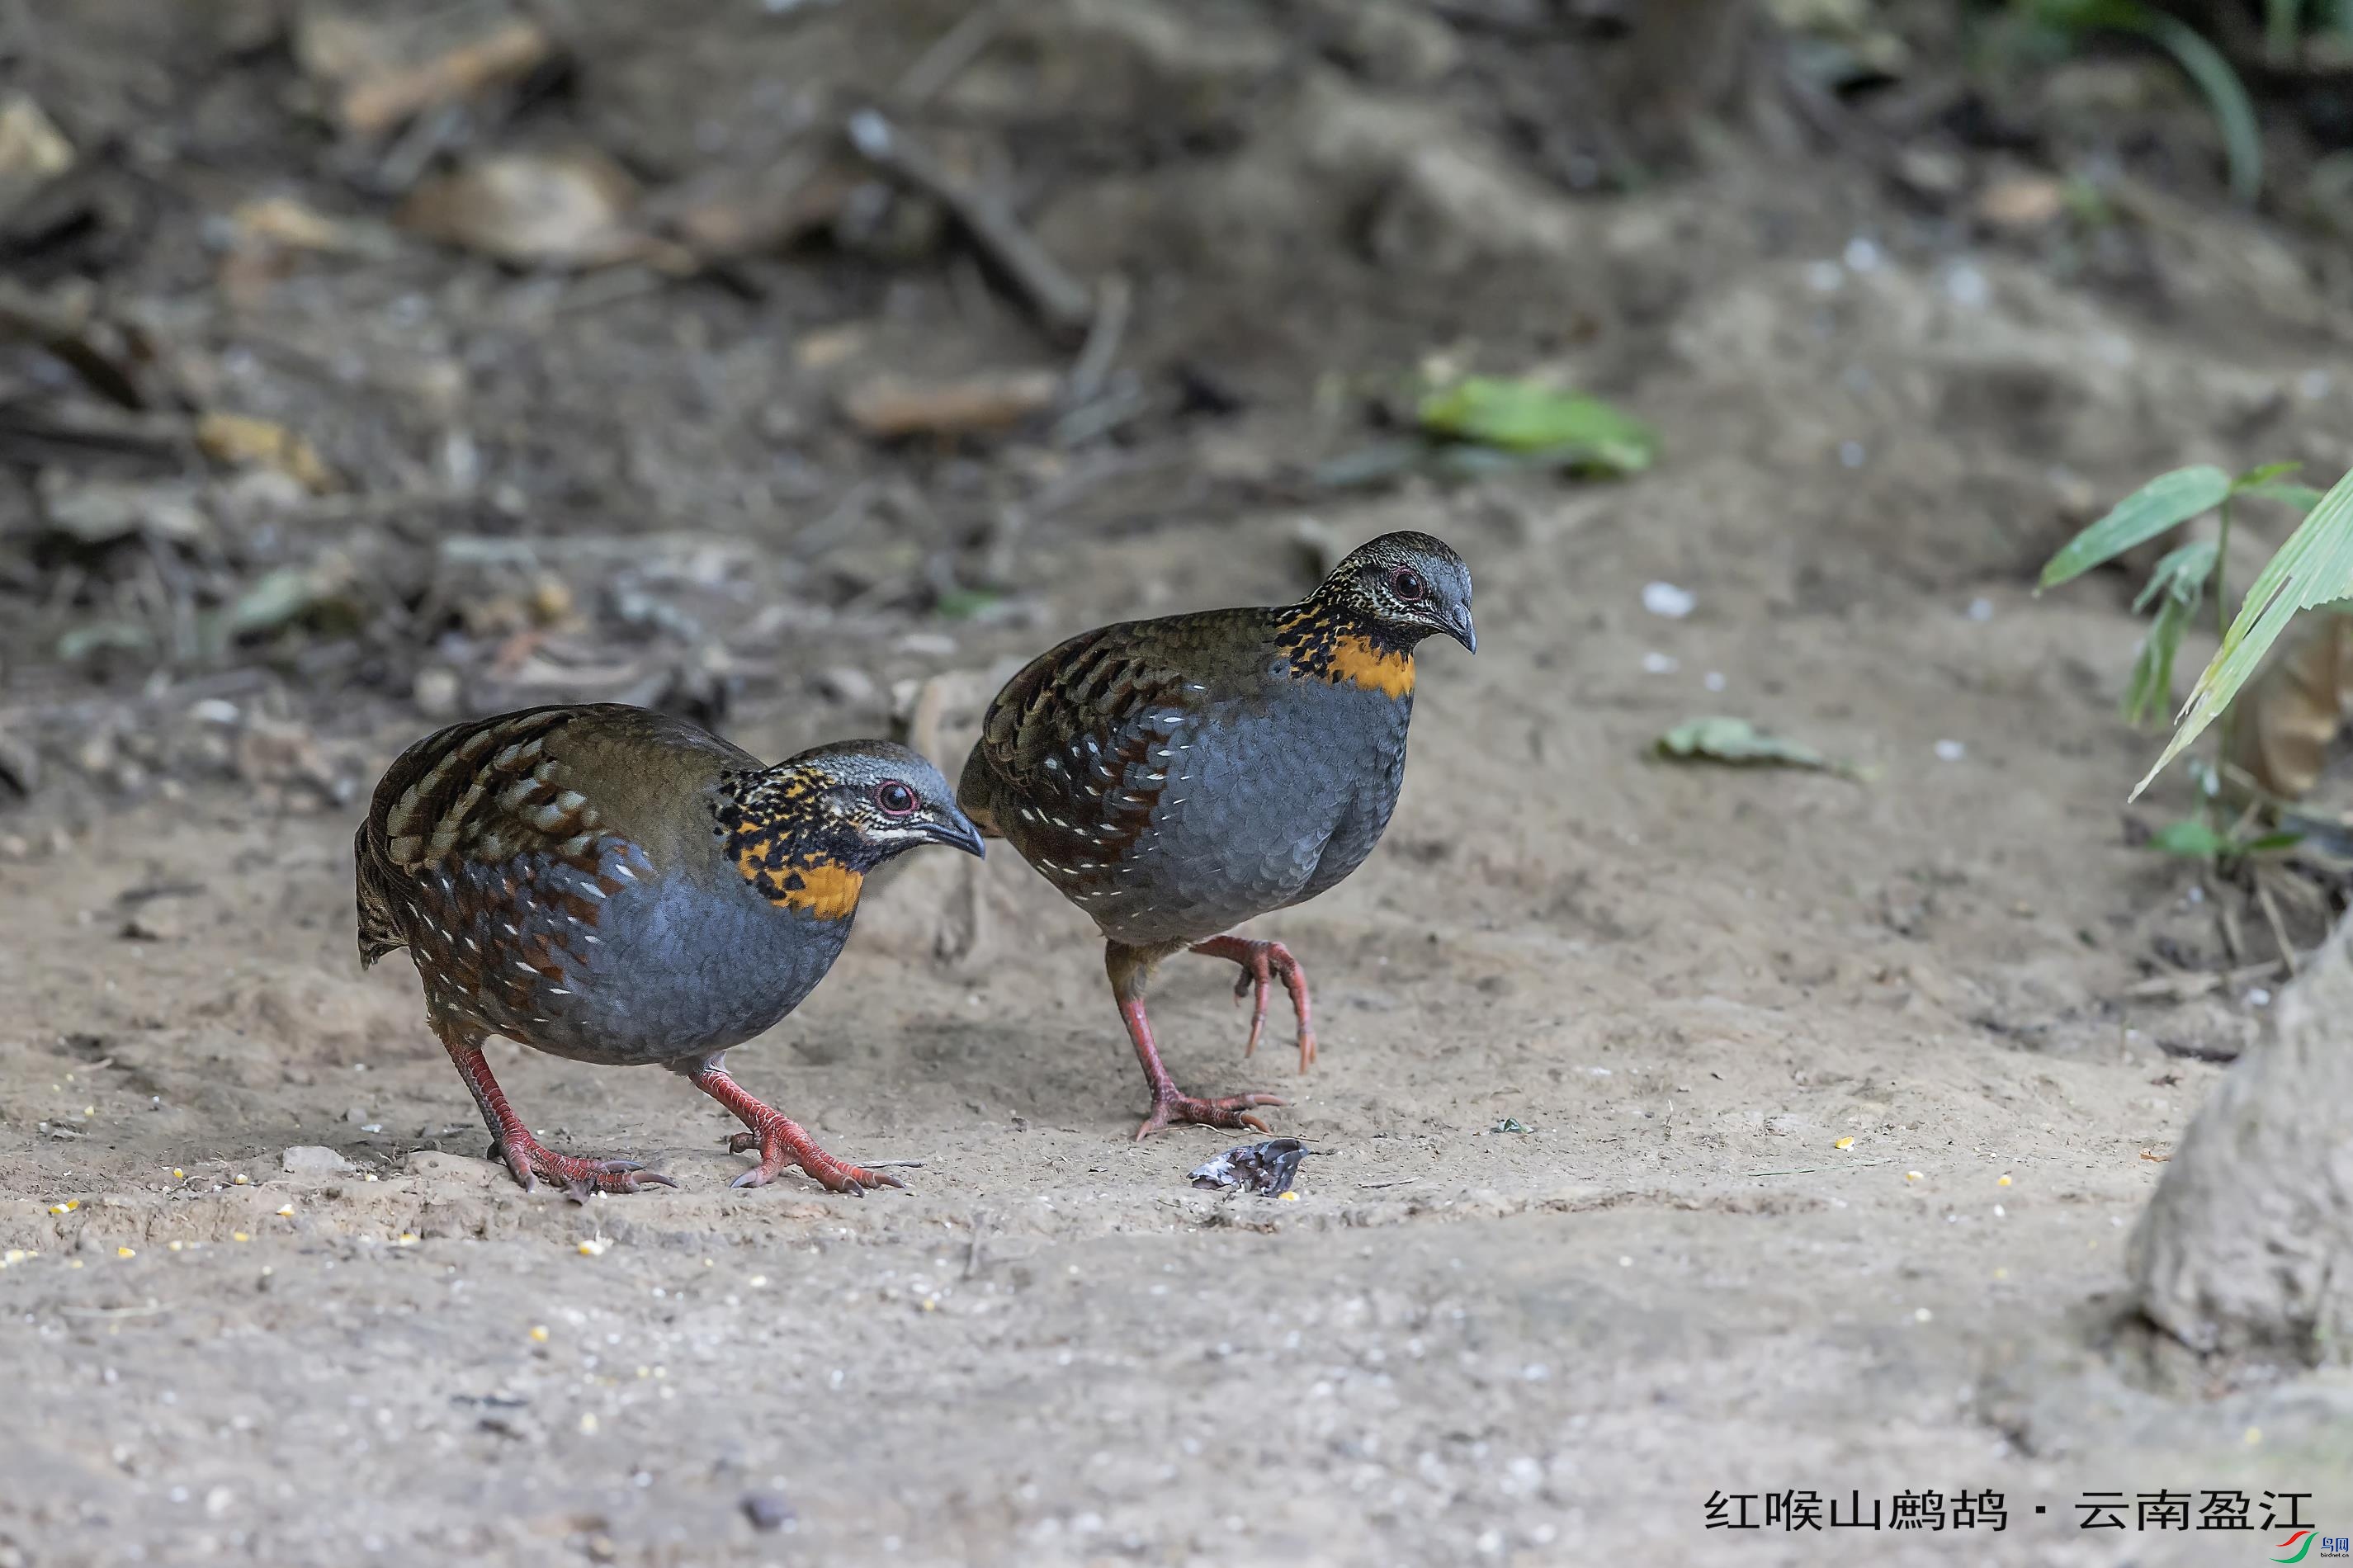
(356, 703, 984, 1197)
(958, 531, 1474, 1139)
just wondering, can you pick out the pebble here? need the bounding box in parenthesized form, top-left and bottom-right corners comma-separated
(742, 1490, 796, 1532)
(413, 667, 462, 719)
(1641, 582, 1695, 619)
(281, 1145, 356, 1177)
(815, 666, 876, 706)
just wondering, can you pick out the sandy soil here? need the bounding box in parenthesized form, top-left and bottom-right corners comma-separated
(9, 2, 2353, 1566)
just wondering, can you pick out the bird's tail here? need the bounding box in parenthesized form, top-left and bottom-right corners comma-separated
(353, 823, 407, 970)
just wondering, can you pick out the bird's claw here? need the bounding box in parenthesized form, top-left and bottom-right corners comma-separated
(1133, 1090, 1287, 1141)
(491, 1139, 675, 1198)
(724, 1127, 910, 1196)
(1198, 937, 1317, 1072)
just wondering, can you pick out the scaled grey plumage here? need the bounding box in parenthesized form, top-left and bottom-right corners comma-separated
(357, 703, 984, 1195)
(958, 531, 1475, 1138)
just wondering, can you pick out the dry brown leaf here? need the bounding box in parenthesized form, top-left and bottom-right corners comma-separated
(294, 3, 552, 138)
(1973, 175, 2066, 234)
(0, 93, 73, 217)
(197, 413, 338, 494)
(230, 196, 399, 258)
(652, 153, 860, 262)
(399, 150, 692, 272)
(840, 371, 1060, 439)
(2225, 611, 2353, 803)
(795, 324, 868, 371)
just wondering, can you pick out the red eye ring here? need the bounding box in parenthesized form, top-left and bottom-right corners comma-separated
(875, 780, 918, 817)
(1391, 567, 1428, 602)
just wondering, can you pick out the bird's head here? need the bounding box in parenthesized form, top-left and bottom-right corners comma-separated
(776, 741, 986, 865)
(1319, 531, 1477, 654)
(720, 740, 983, 918)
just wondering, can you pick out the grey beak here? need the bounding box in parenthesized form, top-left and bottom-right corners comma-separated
(1445, 606, 1477, 654)
(926, 810, 988, 859)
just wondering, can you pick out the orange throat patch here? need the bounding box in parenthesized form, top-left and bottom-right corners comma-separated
(1325, 634, 1415, 698)
(776, 860, 864, 919)
(732, 839, 866, 919)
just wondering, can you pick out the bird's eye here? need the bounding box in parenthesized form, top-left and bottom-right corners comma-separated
(1391, 567, 1428, 602)
(874, 781, 918, 817)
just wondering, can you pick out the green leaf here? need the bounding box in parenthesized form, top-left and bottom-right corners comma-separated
(2029, 1, 2262, 201)
(2147, 817, 2228, 857)
(933, 588, 1003, 621)
(1656, 716, 1847, 774)
(2242, 480, 2326, 513)
(2240, 829, 2307, 854)
(2136, 464, 2353, 797)
(56, 620, 155, 661)
(2127, 541, 2216, 724)
(1417, 377, 1656, 475)
(224, 566, 324, 639)
(2266, 0, 2300, 64)
(2039, 465, 2232, 591)
(2136, 12, 2266, 202)
(2132, 538, 2218, 613)
(2235, 460, 2303, 489)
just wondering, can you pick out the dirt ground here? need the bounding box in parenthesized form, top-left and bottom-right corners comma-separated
(7, 2, 2353, 1566)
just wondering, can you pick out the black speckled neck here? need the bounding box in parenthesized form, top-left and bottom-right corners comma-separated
(712, 767, 875, 916)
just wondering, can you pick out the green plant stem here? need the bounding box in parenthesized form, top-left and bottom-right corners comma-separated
(2210, 496, 2235, 836)
(2270, 0, 2301, 63)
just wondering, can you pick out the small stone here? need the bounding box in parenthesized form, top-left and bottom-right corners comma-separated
(1893, 144, 1967, 201)
(281, 1145, 357, 1177)
(1640, 582, 1695, 619)
(120, 913, 179, 942)
(74, 730, 119, 777)
(413, 667, 461, 719)
(741, 1490, 796, 1532)
(815, 666, 876, 706)
(530, 576, 574, 626)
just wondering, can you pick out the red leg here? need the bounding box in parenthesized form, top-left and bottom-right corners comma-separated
(1189, 935, 1317, 1072)
(440, 1037, 675, 1199)
(1109, 942, 1286, 1141)
(687, 1061, 907, 1196)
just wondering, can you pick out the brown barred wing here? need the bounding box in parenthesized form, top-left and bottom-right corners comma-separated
(366, 706, 612, 873)
(357, 706, 651, 1035)
(961, 623, 1209, 900)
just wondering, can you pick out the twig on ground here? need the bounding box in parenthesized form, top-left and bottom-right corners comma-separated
(962, 1211, 991, 1279)
(844, 108, 1093, 338)
(1747, 1158, 1897, 1178)
(1065, 272, 1132, 407)
(895, 2, 1006, 110)
(2123, 957, 2283, 1002)
(2255, 876, 2299, 975)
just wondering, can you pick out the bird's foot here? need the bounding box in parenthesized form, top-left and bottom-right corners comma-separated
(725, 1124, 909, 1197)
(1133, 1089, 1287, 1142)
(1192, 936, 1317, 1071)
(489, 1136, 677, 1201)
